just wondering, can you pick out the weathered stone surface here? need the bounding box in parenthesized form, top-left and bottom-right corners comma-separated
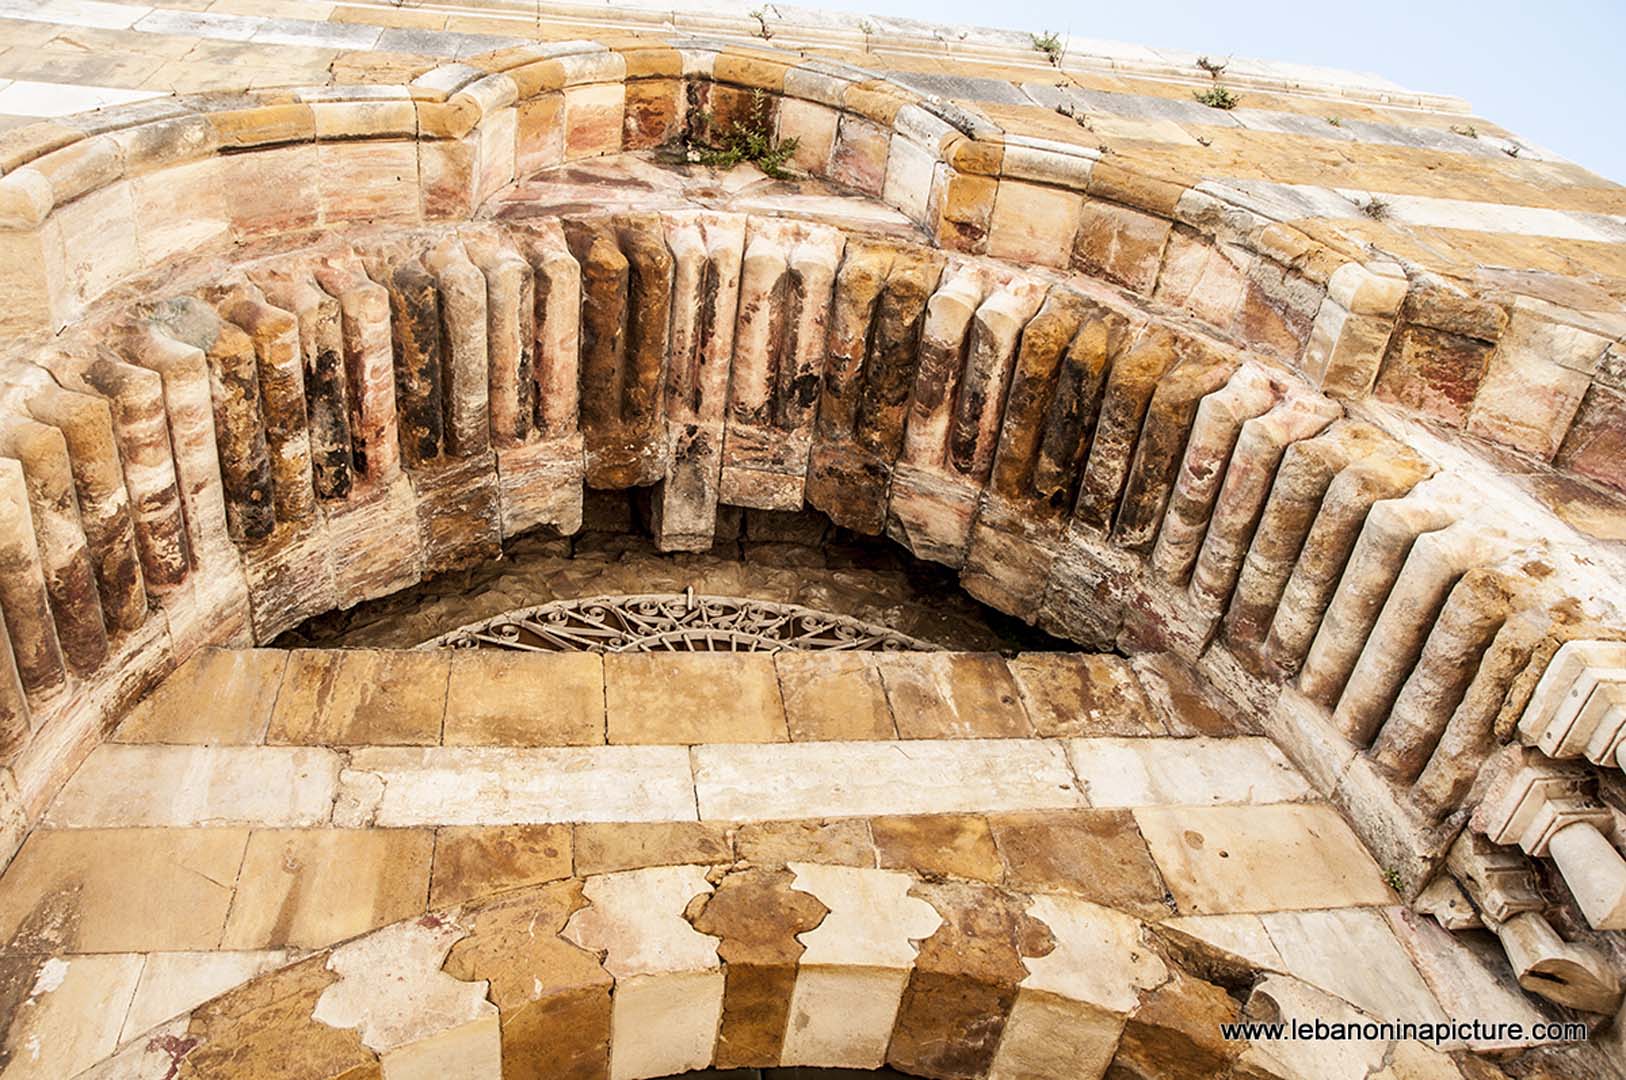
(1368, 568, 1512, 781)
(429, 824, 573, 907)
(1110, 968, 1244, 1080)
(990, 809, 1170, 919)
(45, 744, 338, 828)
(1034, 304, 1127, 503)
(0, 415, 108, 676)
(180, 955, 380, 1080)
(1068, 736, 1310, 807)
(443, 650, 604, 746)
(889, 880, 1050, 1079)
(0, 460, 66, 699)
(574, 821, 733, 875)
(875, 652, 1031, 738)
(1187, 392, 1339, 616)
(782, 863, 942, 1068)
(0, 827, 247, 953)
(1134, 803, 1394, 914)
(563, 865, 723, 1080)
(775, 651, 894, 740)
(443, 880, 612, 1080)
(268, 648, 449, 746)
(14, 381, 148, 635)
(735, 818, 875, 867)
(223, 827, 433, 950)
(690, 866, 827, 1068)
(1377, 324, 1496, 426)
(1223, 420, 1388, 664)
(1073, 324, 1180, 535)
(1113, 338, 1238, 551)
(1149, 364, 1278, 584)
(983, 288, 1084, 503)
(1007, 652, 1161, 737)
(1263, 447, 1433, 675)
(872, 813, 1003, 882)
(604, 653, 787, 743)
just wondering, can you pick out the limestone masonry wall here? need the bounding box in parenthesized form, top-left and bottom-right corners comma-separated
(0, 31, 1624, 1037)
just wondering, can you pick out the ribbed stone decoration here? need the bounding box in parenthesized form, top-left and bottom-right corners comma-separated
(426, 591, 941, 653)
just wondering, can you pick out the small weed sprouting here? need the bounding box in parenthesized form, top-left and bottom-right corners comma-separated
(1194, 133, 1213, 147)
(1326, 116, 1342, 127)
(1503, 143, 1522, 158)
(1359, 196, 1391, 221)
(1194, 85, 1240, 110)
(1196, 55, 1227, 78)
(687, 90, 801, 179)
(1451, 124, 1479, 139)
(748, 6, 773, 39)
(1383, 868, 1404, 893)
(1031, 31, 1064, 66)
(1055, 101, 1093, 130)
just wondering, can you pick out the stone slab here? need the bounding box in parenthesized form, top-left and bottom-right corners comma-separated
(1067, 736, 1312, 807)
(1134, 804, 1395, 914)
(338, 745, 698, 826)
(693, 739, 1085, 821)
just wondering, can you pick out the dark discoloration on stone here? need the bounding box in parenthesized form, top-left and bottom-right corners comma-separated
(564, 219, 634, 484)
(805, 242, 898, 533)
(889, 880, 1054, 1080)
(991, 809, 1172, 919)
(443, 881, 612, 1080)
(1109, 969, 1244, 1080)
(202, 320, 277, 542)
(219, 290, 318, 527)
(689, 867, 828, 1068)
(411, 452, 503, 574)
(1072, 323, 1179, 535)
(1223, 420, 1387, 667)
(1113, 335, 1238, 551)
(617, 214, 673, 430)
(303, 289, 355, 500)
(18, 384, 148, 634)
(386, 255, 447, 468)
(179, 955, 382, 1080)
(814, 242, 893, 443)
(0, 419, 108, 677)
(855, 250, 943, 462)
(1375, 324, 1496, 427)
(987, 290, 1088, 505)
(49, 348, 192, 591)
(1033, 304, 1126, 507)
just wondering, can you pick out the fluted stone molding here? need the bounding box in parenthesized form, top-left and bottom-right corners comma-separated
(0, 38, 1620, 999)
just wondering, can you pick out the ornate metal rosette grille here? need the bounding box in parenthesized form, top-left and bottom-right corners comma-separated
(424, 591, 942, 653)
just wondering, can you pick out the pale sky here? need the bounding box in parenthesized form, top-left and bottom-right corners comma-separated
(804, 0, 1626, 185)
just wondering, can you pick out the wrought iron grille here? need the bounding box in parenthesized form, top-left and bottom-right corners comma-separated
(424, 589, 941, 653)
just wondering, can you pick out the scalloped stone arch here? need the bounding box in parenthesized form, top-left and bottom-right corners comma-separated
(0, 33, 1624, 1061)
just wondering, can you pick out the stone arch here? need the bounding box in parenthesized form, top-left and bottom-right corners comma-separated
(84, 858, 1464, 1080)
(0, 31, 1623, 1066)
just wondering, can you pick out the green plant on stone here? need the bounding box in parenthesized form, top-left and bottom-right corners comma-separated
(1031, 31, 1064, 65)
(1196, 55, 1227, 78)
(1326, 116, 1342, 127)
(1383, 868, 1404, 893)
(688, 90, 801, 179)
(1193, 85, 1240, 110)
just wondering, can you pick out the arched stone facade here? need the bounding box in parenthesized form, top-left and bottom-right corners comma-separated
(0, 20, 1624, 1078)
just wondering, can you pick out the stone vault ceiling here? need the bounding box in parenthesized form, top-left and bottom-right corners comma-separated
(0, 2, 1621, 1078)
